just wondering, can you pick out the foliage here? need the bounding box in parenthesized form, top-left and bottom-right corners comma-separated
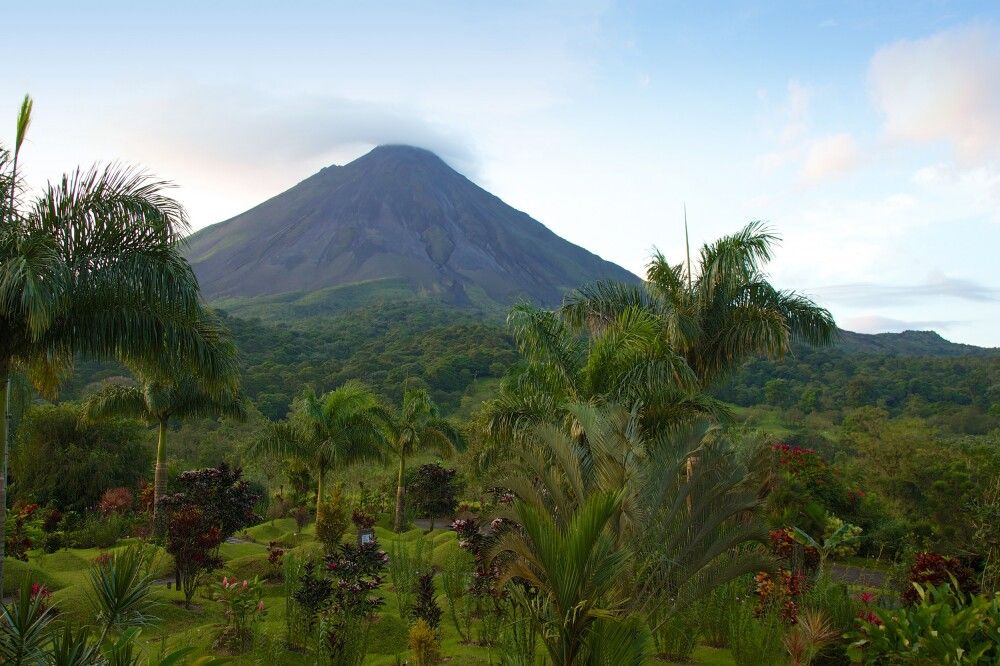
(168, 463, 262, 542)
(0, 582, 53, 665)
(408, 619, 442, 666)
(314, 484, 349, 554)
(406, 463, 461, 525)
(726, 601, 786, 666)
(903, 552, 979, 605)
(649, 604, 700, 662)
(440, 546, 476, 642)
(848, 582, 1000, 664)
(322, 540, 388, 664)
(88, 544, 157, 636)
(388, 537, 431, 620)
(98, 487, 135, 516)
(291, 561, 332, 632)
(412, 571, 442, 630)
(386, 388, 463, 531)
(12, 403, 148, 512)
(216, 576, 266, 653)
(162, 504, 222, 608)
(4, 502, 37, 562)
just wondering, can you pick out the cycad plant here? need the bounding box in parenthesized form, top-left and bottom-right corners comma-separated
(250, 381, 388, 522)
(0, 95, 235, 583)
(84, 375, 246, 524)
(386, 387, 463, 531)
(490, 403, 771, 664)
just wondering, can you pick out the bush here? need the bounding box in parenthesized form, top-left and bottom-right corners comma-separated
(41, 532, 63, 554)
(650, 606, 700, 662)
(12, 403, 149, 511)
(315, 485, 349, 554)
(848, 582, 1000, 663)
(64, 514, 129, 549)
(408, 619, 441, 666)
(412, 571, 442, 630)
(903, 552, 978, 605)
(98, 487, 134, 516)
(215, 576, 266, 653)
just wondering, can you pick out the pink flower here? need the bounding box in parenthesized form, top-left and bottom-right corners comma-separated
(257, 600, 265, 611)
(860, 591, 876, 604)
(222, 576, 229, 587)
(242, 580, 248, 589)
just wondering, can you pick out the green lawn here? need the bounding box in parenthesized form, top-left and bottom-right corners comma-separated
(4, 527, 736, 665)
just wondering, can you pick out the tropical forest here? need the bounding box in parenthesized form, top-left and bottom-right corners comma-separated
(3, 5, 1000, 664)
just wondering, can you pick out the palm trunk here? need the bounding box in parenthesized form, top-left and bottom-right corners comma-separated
(153, 419, 168, 528)
(315, 472, 325, 525)
(394, 453, 406, 532)
(0, 371, 10, 594)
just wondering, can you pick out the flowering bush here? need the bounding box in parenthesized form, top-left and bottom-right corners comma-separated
(266, 541, 285, 578)
(902, 552, 978, 605)
(848, 583, 1000, 663)
(98, 487, 134, 516)
(323, 540, 389, 663)
(216, 576, 266, 652)
(5, 502, 39, 561)
(30, 583, 52, 611)
(754, 569, 807, 623)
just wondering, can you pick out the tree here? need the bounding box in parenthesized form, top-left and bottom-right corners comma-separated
(561, 222, 836, 389)
(386, 388, 463, 531)
(249, 382, 387, 523)
(479, 302, 718, 451)
(406, 463, 461, 531)
(0, 95, 236, 583)
(12, 402, 149, 511)
(83, 375, 247, 525)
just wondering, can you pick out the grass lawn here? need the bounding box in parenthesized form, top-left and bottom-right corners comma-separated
(4, 525, 736, 665)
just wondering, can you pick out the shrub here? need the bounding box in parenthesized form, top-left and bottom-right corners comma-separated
(848, 582, 1000, 663)
(389, 537, 430, 619)
(98, 487, 134, 516)
(41, 508, 63, 533)
(412, 571, 442, 630)
(216, 576, 266, 653)
(292, 561, 333, 631)
(408, 619, 441, 666)
(41, 532, 63, 554)
(323, 539, 389, 664)
(5, 502, 39, 561)
(163, 505, 222, 608)
(903, 552, 978, 605)
(266, 541, 285, 579)
(440, 546, 475, 641)
(292, 506, 311, 534)
(650, 606, 700, 662)
(315, 485, 349, 554)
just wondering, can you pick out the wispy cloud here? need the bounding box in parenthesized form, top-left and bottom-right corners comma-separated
(801, 133, 860, 184)
(843, 314, 963, 334)
(812, 275, 1000, 307)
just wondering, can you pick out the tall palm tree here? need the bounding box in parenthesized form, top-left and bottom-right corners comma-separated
(478, 302, 720, 452)
(0, 95, 236, 584)
(561, 222, 837, 389)
(83, 375, 247, 524)
(249, 381, 388, 522)
(386, 387, 463, 531)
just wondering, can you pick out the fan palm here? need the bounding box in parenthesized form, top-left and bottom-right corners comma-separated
(249, 381, 388, 521)
(561, 221, 836, 389)
(0, 95, 236, 583)
(83, 376, 247, 524)
(386, 387, 464, 531)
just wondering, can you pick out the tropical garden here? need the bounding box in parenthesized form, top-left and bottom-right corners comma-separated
(2, 94, 999, 665)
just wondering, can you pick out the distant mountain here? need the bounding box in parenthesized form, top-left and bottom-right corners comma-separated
(833, 329, 999, 357)
(185, 145, 638, 307)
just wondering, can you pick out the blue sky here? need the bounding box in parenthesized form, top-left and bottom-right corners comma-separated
(6, 1, 1000, 345)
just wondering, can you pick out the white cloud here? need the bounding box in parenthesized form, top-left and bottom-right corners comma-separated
(869, 24, 1000, 163)
(801, 133, 860, 184)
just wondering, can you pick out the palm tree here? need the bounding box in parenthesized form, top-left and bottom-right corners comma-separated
(0, 95, 236, 584)
(83, 375, 247, 524)
(249, 381, 388, 522)
(478, 302, 720, 452)
(386, 387, 463, 531)
(561, 222, 837, 389)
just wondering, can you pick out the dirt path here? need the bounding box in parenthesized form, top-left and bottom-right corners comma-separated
(830, 563, 888, 587)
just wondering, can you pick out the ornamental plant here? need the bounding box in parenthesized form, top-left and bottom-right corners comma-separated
(848, 582, 1000, 663)
(163, 504, 223, 608)
(412, 571, 442, 630)
(216, 576, 266, 652)
(903, 552, 978, 605)
(323, 539, 389, 664)
(98, 487, 134, 516)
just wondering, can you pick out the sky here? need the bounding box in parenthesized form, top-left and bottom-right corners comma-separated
(5, 1, 1000, 346)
